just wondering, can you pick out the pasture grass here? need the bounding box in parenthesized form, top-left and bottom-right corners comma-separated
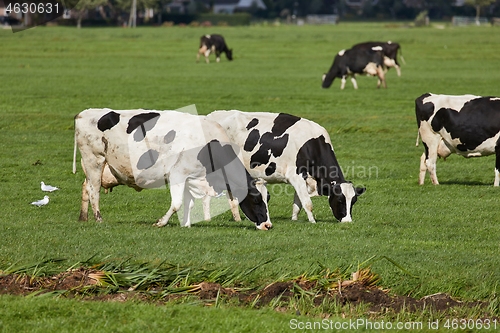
(1, 22, 500, 331)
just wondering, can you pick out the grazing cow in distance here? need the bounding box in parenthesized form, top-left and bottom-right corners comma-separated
(322, 47, 386, 90)
(197, 34, 233, 63)
(416, 93, 500, 186)
(351, 41, 404, 76)
(74, 109, 272, 230)
(207, 110, 365, 223)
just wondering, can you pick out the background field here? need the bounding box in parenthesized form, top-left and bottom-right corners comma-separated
(1, 23, 500, 331)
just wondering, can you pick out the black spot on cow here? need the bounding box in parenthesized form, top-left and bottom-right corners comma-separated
(247, 113, 299, 169)
(295, 135, 345, 190)
(164, 130, 176, 144)
(244, 129, 260, 152)
(197, 140, 240, 194)
(97, 111, 120, 132)
(127, 112, 160, 142)
(246, 118, 259, 130)
(137, 149, 159, 170)
(415, 93, 435, 127)
(271, 113, 301, 136)
(265, 162, 276, 176)
(431, 98, 500, 152)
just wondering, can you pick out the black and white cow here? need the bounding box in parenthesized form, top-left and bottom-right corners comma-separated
(322, 47, 386, 90)
(207, 110, 365, 223)
(74, 109, 272, 230)
(197, 34, 233, 64)
(351, 41, 404, 77)
(416, 93, 500, 186)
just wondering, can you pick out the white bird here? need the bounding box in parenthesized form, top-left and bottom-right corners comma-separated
(41, 181, 59, 192)
(31, 195, 49, 207)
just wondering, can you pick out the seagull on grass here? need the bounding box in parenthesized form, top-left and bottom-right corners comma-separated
(41, 181, 59, 192)
(31, 195, 49, 207)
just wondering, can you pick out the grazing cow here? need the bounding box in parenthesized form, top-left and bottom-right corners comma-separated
(207, 110, 365, 223)
(322, 47, 386, 90)
(74, 109, 272, 230)
(416, 93, 500, 186)
(351, 41, 404, 76)
(197, 34, 233, 64)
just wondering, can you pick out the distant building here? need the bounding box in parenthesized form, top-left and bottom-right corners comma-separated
(165, 0, 267, 14)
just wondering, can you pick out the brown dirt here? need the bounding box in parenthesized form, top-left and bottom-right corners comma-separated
(0, 269, 489, 316)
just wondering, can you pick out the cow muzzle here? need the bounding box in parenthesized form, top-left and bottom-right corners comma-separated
(340, 216, 352, 223)
(256, 222, 272, 231)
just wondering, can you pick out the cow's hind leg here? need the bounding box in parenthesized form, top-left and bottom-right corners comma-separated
(350, 76, 358, 89)
(291, 191, 302, 220)
(81, 157, 104, 222)
(376, 67, 386, 88)
(227, 191, 241, 221)
(202, 196, 211, 221)
(181, 189, 195, 228)
(289, 175, 315, 223)
(155, 181, 185, 227)
(79, 179, 90, 221)
(419, 152, 427, 185)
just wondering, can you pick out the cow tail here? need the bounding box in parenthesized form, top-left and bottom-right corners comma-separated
(73, 131, 77, 174)
(415, 130, 420, 147)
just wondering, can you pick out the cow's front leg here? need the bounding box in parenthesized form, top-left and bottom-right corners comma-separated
(340, 75, 347, 90)
(155, 182, 185, 227)
(494, 144, 500, 186)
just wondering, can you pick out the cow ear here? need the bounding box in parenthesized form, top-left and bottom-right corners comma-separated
(355, 187, 366, 196)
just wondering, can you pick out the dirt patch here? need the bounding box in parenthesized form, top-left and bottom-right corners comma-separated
(0, 269, 490, 316)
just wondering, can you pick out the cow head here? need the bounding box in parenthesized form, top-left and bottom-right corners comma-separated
(321, 182, 365, 222)
(239, 179, 272, 230)
(321, 71, 335, 88)
(226, 49, 233, 61)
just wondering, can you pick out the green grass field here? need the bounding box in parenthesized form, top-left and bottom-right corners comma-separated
(1, 22, 500, 332)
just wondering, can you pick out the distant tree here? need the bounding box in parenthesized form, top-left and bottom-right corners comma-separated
(65, 0, 108, 28)
(464, 0, 496, 23)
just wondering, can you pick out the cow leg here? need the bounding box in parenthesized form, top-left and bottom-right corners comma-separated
(181, 189, 195, 228)
(215, 51, 221, 63)
(227, 191, 241, 221)
(494, 143, 500, 186)
(202, 195, 211, 221)
(81, 157, 104, 222)
(350, 76, 358, 90)
(204, 50, 211, 64)
(395, 64, 401, 77)
(289, 175, 315, 223)
(376, 67, 386, 88)
(291, 191, 302, 220)
(425, 141, 440, 185)
(340, 76, 347, 90)
(155, 181, 185, 227)
(79, 179, 90, 221)
(419, 152, 428, 185)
